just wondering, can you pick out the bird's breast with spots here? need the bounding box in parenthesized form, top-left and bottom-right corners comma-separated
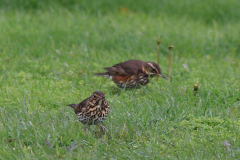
(77, 102, 109, 125)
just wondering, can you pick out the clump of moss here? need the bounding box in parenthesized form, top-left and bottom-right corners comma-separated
(180, 116, 240, 133)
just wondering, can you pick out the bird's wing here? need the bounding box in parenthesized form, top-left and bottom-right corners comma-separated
(77, 97, 89, 113)
(104, 60, 144, 76)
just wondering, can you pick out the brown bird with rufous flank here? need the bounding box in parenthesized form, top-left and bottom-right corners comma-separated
(67, 91, 110, 132)
(95, 60, 165, 89)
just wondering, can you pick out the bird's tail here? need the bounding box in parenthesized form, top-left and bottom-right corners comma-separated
(94, 72, 110, 77)
(67, 104, 77, 110)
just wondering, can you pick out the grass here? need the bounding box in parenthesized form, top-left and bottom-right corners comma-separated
(1, 0, 240, 159)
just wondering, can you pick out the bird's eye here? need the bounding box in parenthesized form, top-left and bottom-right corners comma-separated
(93, 95, 97, 99)
(152, 69, 157, 73)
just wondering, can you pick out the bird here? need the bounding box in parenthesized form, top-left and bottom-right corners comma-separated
(67, 91, 110, 133)
(94, 60, 165, 89)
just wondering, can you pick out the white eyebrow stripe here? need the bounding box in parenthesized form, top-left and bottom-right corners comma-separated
(94, 94, 101, 98)
(147, 63, 159, 73)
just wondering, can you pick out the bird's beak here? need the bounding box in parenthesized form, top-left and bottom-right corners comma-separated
(158, 73, 166, 79)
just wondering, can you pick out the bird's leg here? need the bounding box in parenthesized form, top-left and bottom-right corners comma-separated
(83, 124, 88, 132)
(96, 124, 105, 133)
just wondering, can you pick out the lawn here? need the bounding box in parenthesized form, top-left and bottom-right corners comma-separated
(1, 0, 240, 159)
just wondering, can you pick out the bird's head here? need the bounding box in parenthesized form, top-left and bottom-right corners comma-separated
(143, 62, 166, 78)
(89, 91, 107, 107)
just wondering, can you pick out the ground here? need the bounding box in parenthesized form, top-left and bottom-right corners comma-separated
(0, 0, 240, 159)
